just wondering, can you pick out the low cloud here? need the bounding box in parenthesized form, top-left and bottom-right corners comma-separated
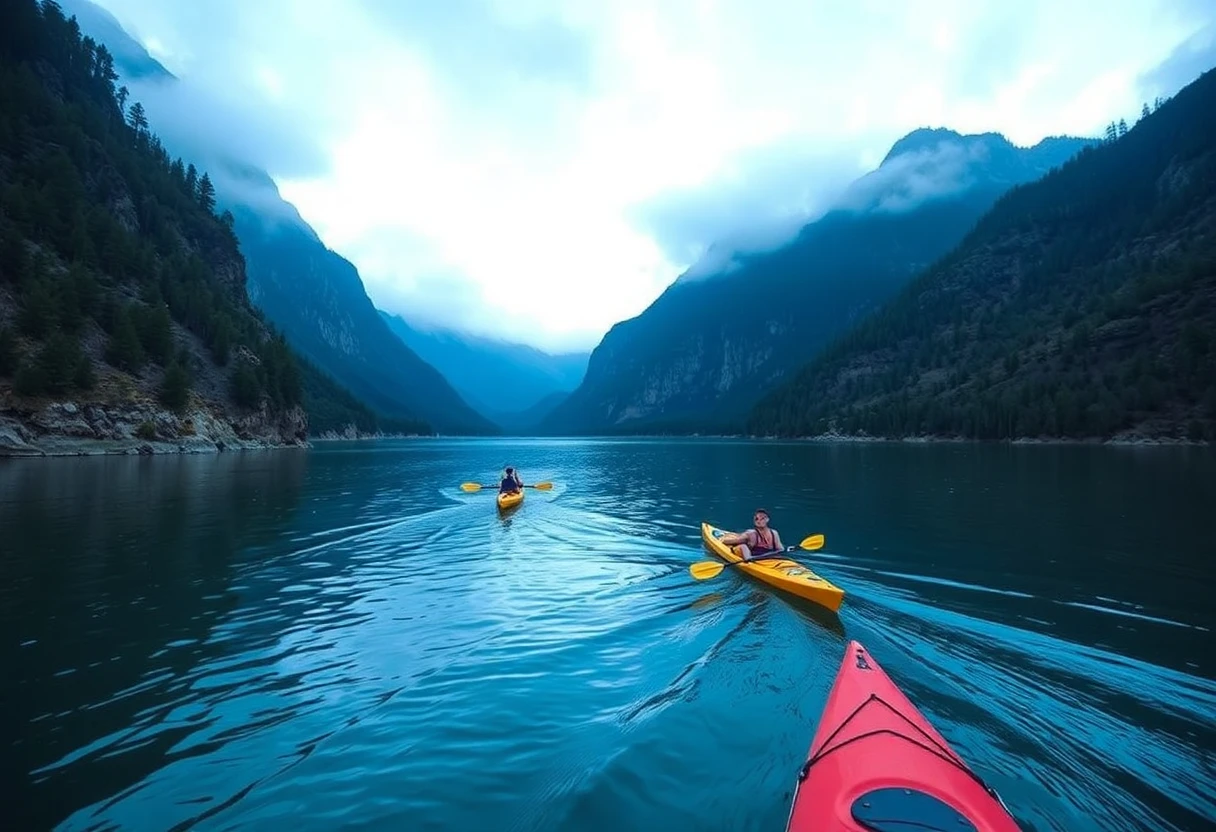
(1137, 23, 1216, 102)
(123, 76, 330, 184)
(632, 140, 865, 282)
(81, 0, 1216, 350)
(834, 139, 990, 215)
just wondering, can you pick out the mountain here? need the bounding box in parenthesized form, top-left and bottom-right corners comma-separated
(59, 0, 495, 435)
(231, 190, 495, 434)
(378, 310, 588, 425)
(541, 129, 1094, 435)
(1, 0, 317, 454)
(748, 68, 1216, 443)
(494, 390, 570, 433)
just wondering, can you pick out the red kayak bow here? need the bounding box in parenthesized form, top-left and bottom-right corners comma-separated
(786, 640, 1021, 831)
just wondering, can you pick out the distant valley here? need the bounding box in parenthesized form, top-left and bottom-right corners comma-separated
(379, 311, 588, 432)
(2, 0, 1211, 452)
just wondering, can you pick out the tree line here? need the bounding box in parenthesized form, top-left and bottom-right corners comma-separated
(0, 0, 428, 434)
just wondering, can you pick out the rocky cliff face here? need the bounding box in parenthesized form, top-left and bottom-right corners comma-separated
(0, 0, 316, 455)
(542, 130, 1094, 434)
(233, 197, 498, 435)
(747, 71, 1216, 442)
(1, 399, 307, 456)
(57, 0, 495, 436)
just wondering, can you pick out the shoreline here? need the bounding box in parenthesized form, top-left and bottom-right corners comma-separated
(0, 399, 310, 459)
(504, 432, 1212, 446)
(5, 427, 1207, 458)
(0, 435, 309, 458)
(778, 432, 1211, 447)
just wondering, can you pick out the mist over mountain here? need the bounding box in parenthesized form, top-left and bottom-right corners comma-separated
(749, 67, 1216, 442)
(541, 128, 1094, 435)
(59, 0, 494, 434)
(379, 310, 587, 428)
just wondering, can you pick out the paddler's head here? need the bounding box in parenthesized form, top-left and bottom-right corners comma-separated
(754, 509, 769, 528)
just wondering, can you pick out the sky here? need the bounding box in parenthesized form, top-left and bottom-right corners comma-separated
(86, 0, 1216, 353)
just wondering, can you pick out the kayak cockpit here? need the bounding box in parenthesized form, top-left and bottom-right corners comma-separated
(851, 787, 978, 832)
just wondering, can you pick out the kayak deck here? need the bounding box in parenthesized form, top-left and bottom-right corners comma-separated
(786, 640, 1020, 832)
(700, 522, 844, 613)
(496, 489, 524, 511)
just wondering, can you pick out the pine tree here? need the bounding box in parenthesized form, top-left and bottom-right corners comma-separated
(230, 360, 261, 408)
(136, 302, 173, 364)
(127, 101, 148, 134)
(35, 332, 84, 395)
(18, 277, 57, 338)
(105, 305, 145, 372)
(197, 172, 216, 213)
(159, 360, 191, 412)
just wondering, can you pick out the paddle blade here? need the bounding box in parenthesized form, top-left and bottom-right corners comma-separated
(689, 561, 727, 580)
(798, 534, 825, 551)
(460, 482, 485, 492)
(530, 481, 553, 490)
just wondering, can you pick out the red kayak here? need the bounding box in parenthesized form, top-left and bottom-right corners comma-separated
(786, 641, 1021, 831)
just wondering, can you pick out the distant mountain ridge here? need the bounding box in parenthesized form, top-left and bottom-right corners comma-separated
(748, 68, 1216, 442)
(541, 128, 1095, 435)
(60, 0, 496, 435)
(378, 311, 587, 427)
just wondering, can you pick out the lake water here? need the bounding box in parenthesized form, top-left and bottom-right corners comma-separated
(3, 438, 1214, 831)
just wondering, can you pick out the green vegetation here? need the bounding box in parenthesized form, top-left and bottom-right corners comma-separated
(542, 132, 1092, 436)
(299, 356, 429, 435)
(0, 0, 291, 404)
(748, 73, 1216, 442)
(0, 0, 431, 437)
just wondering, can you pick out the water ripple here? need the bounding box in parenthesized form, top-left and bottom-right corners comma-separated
(4, 440, 1213, 831)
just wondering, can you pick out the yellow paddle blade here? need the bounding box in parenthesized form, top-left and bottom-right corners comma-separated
(689, 561, 727, 580)
(530, 481, 553, 490)
(460, 482, 485, 492)
(798, 534, 825, 551)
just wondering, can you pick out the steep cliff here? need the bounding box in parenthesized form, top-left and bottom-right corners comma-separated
(748, 68, 1216, 442)
(58, 0, 495, 436)
(0, 0, 312, 455)
(541, 129, 1093, 435)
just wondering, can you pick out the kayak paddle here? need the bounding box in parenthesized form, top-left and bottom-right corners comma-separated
(688, 534, 825, 580)
(460, 481, 553, 492)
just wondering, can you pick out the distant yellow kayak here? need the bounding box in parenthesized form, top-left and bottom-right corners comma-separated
(497, 489, 524, 511)
(700, 522, 844, 612)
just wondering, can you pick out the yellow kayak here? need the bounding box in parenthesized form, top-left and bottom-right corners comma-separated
(700, 522, 844, 612)
(497, 489, 524, 511)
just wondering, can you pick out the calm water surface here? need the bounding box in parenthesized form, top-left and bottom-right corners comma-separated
(3, 439, 1214, 831)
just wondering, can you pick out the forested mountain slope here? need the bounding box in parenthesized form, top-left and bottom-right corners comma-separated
(541, 129, 1091, 435)
(749, 68, 1216, 442)
(58, 0, 494, 436)
(0, 0, 332, 453)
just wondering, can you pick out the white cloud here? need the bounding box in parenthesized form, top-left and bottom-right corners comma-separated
(89, 0, 1216, 352)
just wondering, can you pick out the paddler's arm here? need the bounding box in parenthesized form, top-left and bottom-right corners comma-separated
(720, 530, 754, 546)
(772, 530, 785, 550)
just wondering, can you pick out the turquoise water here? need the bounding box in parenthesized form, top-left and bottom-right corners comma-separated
(3, 439, 1214, 830)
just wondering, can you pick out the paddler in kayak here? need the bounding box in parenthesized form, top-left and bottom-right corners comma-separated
(719, 508, 785, 561)
(499, 466, 524, 494)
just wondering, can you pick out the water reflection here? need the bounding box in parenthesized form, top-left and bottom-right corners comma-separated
(3, 439, 1213, 831)
(2, 451, 308, 831)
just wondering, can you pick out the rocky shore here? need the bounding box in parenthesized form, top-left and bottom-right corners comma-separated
(0, 399, 308, 457)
